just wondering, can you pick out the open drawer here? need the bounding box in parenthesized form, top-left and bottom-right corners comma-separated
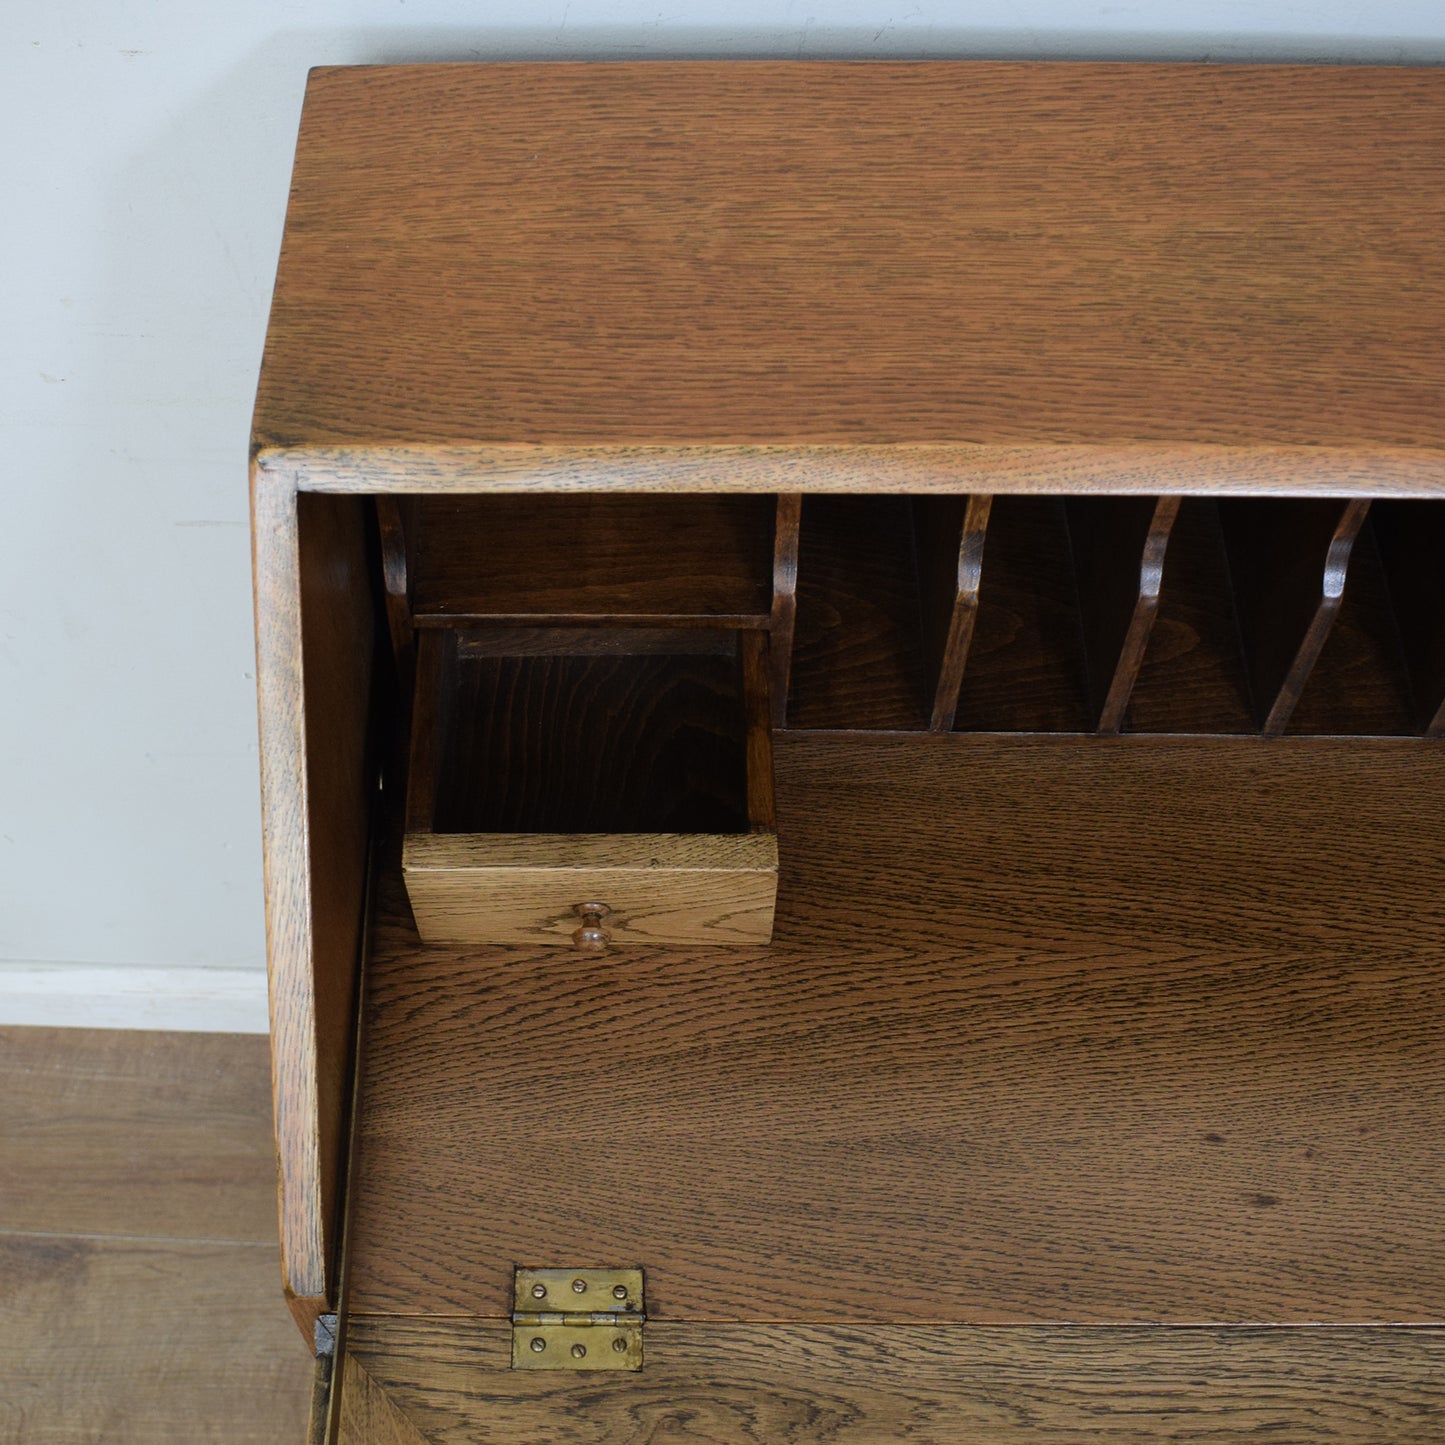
(402, 624, 778, 947)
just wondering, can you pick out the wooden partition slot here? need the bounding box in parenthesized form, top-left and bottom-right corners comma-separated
(788, 496, 928, 730)
(914, 495, 992, 732)
(1217, 498, 1371, 736)
(952, 496, 1091, 733)
(1372, 500, 1445, 736)
(1065, 496, 1181, 734)
(409, 494, 777, 629)
(1125, 499, 1255, 735)
(1283, 514, 1416, 737)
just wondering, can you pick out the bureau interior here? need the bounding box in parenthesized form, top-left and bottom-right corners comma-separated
(378, 491, 1445, 744)
(407, 625, 763, 837)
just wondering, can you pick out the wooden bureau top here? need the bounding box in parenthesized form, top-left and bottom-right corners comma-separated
(253, 62, 1445, 495)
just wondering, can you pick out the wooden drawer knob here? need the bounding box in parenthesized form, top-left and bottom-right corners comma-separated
(572, 902, 612, 950)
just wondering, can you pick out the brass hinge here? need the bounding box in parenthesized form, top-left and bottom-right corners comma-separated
(510, 1267, 645, 1371)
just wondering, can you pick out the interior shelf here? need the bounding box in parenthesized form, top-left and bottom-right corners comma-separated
(377, 491, 1445, 741)
(408, 494, 778, 628)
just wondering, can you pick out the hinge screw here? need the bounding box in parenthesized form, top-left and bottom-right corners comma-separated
(571, 1343, 587, 1359)
(572, 1278, 589, 1294)
(529, 1337, 546, 1354)
(612, 1335, 629, 1353)
(612, 1284, 629, 1301)
(531, 1283, 548, 1299)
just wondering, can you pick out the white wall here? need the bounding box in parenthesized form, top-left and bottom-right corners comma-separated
(3, 2, 1443, 1032)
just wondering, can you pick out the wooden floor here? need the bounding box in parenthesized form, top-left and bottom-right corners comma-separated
(0, 1026, 312, 1445)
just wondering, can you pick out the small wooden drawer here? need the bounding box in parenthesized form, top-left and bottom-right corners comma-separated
(403, 625, 777, 947)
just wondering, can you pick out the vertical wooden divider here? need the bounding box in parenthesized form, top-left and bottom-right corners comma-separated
(1066, 496, 1181, 734)
(1371, 501, 1445, 736)
(769, 494, 803, 728)
(374, 497, 415, 687)
(1218, 498, 1372, 736)
(741, 630, 778, 830)
(915, 495, 993, 731)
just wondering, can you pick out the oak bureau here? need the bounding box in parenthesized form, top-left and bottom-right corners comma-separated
(251, 61, 1445, 1443)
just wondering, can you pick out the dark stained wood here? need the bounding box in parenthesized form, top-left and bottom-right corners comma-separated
(1124, 498, 1255, 734)
(1372, 499, 1445, 734)
(1218, 498, 1370, 735)
(954, 497, 1090, 733)
(769, 494, 803, 728)
(418, 627, 751, 835)
(256, 64, 1445, 501)
(788, 496, 927, 730)
(345, 733, 1445, 1324)
(1285, 515, 1416, 736)
(0, 1027, 279, 1242)
(1066, 496, 1180, 734)
(252, 473, 376, 1328)
(403, 628, 445, 835)
(339, 1316, 1445, 1445)
(916, 495, 992, 732)
(410, 494, 775, 628)
(741, 630, 776, 832)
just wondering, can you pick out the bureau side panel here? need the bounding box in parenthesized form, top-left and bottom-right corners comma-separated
(253, 466, 375, 1333)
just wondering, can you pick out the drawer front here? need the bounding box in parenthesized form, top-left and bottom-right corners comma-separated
(402, 832, 778, 946)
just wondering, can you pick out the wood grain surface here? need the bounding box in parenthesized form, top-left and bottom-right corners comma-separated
(1285, 515, 1416, 737)
(252, 472, 375, 1327)
(0, 1027, 311, 1445)
(1067, 495, 1181, 733)
(410, 494, 775, 628)
(336, 1315, 1445, 1445)
(345, 733, 1445, 1325)
(1125, 498, 1255, 734)
(0, 1026, 279, 1242)
(255, 63, 1445, 496)
(953, 497, 1090, 732)
(402, 832, 779, 947)
(788, 496, 927, 729)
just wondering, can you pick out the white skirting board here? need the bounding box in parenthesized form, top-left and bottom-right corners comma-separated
(0, 962, 270, 1034)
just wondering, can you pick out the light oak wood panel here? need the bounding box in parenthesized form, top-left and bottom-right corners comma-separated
(0, 1026, 278, 1242)
(252, 471, 375, 1331)
(402, 832, 778, 947)
(337, 1316, 1445, 1445)
(265, 441, 1445, 499)
(346, 734, 1445, 1325)
(255, 62, 1445, 502)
